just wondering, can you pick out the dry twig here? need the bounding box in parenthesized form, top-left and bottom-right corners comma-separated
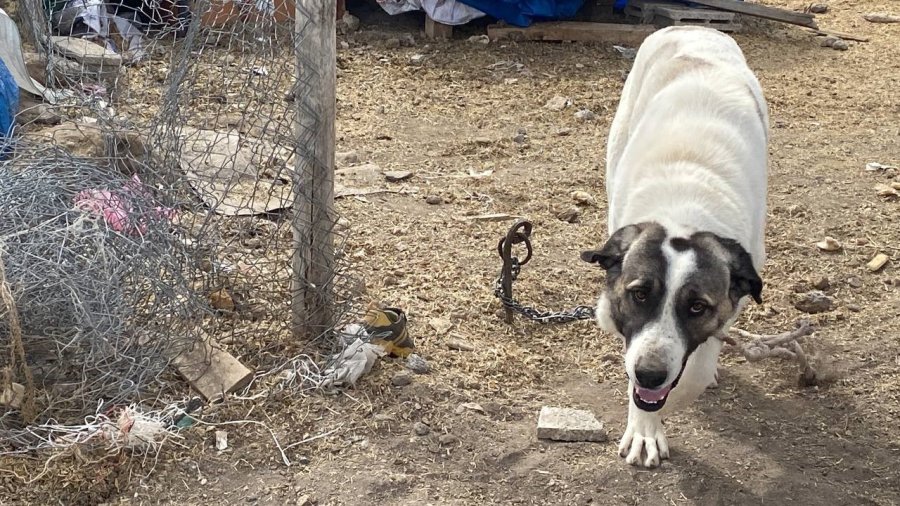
(720, 321, 817, 379)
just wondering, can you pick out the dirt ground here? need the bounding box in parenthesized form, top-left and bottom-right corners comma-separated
(4, 0, 900, 504)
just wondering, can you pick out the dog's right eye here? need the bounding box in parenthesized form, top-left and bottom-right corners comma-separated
(631, 289, 648, 303)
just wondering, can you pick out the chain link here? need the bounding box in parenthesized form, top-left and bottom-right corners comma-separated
(494, 257, 596, 325)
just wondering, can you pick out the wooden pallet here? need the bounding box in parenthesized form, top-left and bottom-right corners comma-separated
(625, 0, 742, 32)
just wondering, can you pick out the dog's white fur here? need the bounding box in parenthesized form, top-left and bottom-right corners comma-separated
(601, 26, 769, 467)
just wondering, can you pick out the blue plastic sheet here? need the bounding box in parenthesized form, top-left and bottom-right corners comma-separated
(457, 0, 585, 27)
(0, 57, 20, 160)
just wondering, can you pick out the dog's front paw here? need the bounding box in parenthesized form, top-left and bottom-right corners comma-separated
(618, 411, 668, 468)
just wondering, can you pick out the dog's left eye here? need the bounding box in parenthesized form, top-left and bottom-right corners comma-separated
(688, 301, 708, 315)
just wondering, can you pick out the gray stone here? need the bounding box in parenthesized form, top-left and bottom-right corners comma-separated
(406, 354, 431, 374)
(574, 109, 596, 121)
(831, 39, 849, 51)
(793, 290, 833, 314)
(544, 95, 571, 111)
(384, 170, 413, 182)
(413, 422, 430, 436)
(391, 372, 412, 387)
(425, 195, 443, 205)
(537, 406, 607, 442)
(809, 3, 828, 13)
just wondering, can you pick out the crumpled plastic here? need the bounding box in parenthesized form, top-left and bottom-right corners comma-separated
(73, 174, 176, 236)
(317, 336, 387, 389)
(52, 0, 148, 62)
(377, 0, 486, 26)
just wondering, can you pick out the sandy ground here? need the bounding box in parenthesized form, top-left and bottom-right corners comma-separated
(2, 0, 899, 504)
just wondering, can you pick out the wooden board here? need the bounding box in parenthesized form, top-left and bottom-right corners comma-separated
(172, 339, 254, 402)
(487, 22, 657, 45)
(808, 27, 869, 42)
(685, 0, 817, 28)
(425, 16, 453, 39)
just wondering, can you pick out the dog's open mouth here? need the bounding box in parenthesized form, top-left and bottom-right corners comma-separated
(632, 364, 687, 412)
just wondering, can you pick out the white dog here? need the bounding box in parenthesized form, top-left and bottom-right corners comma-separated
(581, 26, 769, 468)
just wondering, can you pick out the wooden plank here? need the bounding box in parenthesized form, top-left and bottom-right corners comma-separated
(425, 16, 453, 39)
(684, 0, 817, 29)
(487, 22, 657, 45)
(172, 339, 254, 402)
(293, 0, 337, 339)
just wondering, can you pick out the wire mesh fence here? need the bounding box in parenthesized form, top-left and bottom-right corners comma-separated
(1, 0, 361, 453)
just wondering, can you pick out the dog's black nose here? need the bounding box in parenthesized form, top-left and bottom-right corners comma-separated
(635, 368, 668, 389)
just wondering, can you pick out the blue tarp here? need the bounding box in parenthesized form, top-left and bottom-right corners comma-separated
(614, 0, 744, 11)
(457, 0, 585, 27)
(0, 57, 19, 160)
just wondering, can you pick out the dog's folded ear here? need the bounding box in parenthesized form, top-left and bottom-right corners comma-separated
(714, 237, 764, 304)
(581, 224, 645, 271)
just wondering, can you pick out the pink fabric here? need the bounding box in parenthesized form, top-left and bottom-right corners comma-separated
(74, 175, 175, 236)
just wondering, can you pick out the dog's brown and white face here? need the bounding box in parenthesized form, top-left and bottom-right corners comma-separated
(582, 222, 762, 412)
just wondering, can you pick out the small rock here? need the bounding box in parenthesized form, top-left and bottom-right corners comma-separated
(296, 495, 312, 506)
(809, 3, 828, 13)
(557, 206, 581, 223)
(399, 34, 416, 47)
(447, 338, 475, 351)
(438, 434, 459, 445)
(468, 35, 490, 44)
(214, 430, 228, 451)
(816, 237, 842, 252)
(831, 39, 849, 51)
(793, 290, 833, 314)
(406, 354, 431, 374)
(847, 276, 863, 288)
(383, 275, 399, 287)
(429, 317, 453, 334)
(863, 12, 900, 23)
(425, 195, 443, 205)
(866, 253, 889, 272)
(513, 133, 527, 144)
(413, 422, 430, 436)
(209, 289, 235, 311)
(385, 37, 401, 49)
(339, 41, 350, 50)
(536, 406, 607, 442)
(820, 36, 837, 48)
(847, 304, 861, 313)
(571, 190, 596, 206)
(384, 170, 413, 182)
(474, 137, 492, 146)
(555, 128, 572, 137)
(813, 276, 831, 291)
(336, 150, 360, 166)
(392, 372, 413, 387)
(544, 95, 571, 111)
(409, 54, 427, 66)
(574, 109, 596, 121)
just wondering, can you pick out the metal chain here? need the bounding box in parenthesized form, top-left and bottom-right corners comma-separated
(494, 220, 596, 325)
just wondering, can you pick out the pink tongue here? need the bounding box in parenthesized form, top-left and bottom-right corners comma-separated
(636, 385, 672, 402)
